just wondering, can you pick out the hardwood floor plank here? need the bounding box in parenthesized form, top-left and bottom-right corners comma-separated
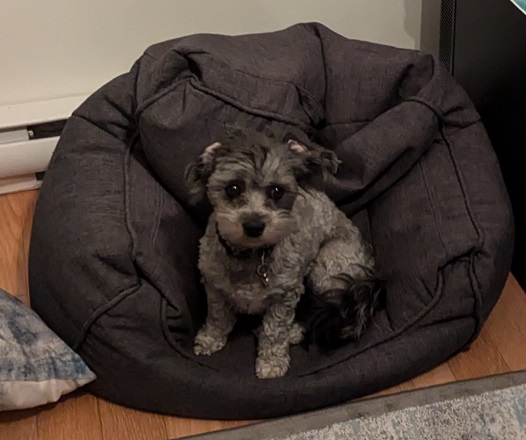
(19, 191, 37, 305)
(0, 190, 37, 304)
(164, 418, 248, 439)
(0, 191, 39, 439)
(223, 420, 254, 429)
(410, 362, 456, 389)
(98, 399, 168, 440)
(37, 392, 103, 440)
(392, 362, 457, 395)
(0, 409, 39, 440)
(448, 325, 510, 381)
(482, 275, 526, 371)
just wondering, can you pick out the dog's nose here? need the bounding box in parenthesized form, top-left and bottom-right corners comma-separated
(242, 221, 266, 238)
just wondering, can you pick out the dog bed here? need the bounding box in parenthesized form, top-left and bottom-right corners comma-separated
(29, 23, 514, 419)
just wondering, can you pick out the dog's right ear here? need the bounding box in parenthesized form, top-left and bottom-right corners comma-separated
(184, 142, 222, 204)
(287, 139, 341, 179)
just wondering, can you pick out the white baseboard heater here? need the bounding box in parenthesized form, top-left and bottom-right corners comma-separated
(0, 96, 87, 195)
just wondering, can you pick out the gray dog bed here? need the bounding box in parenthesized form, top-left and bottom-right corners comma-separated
(29, 23, 513, 419)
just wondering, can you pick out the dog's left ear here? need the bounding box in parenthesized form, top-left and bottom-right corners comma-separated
(288, 139, 341, 179)
(184, 142, 222, 204)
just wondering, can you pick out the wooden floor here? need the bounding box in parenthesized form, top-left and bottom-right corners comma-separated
(0, 190, 525, 440)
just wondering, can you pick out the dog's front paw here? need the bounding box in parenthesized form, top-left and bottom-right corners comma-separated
(256, 355, 290, 379)
(193, 330, 227, 356)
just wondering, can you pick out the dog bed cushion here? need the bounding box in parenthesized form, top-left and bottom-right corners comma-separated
(29, 23, 513, 419)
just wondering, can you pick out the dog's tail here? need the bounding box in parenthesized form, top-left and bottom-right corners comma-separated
(297, 268, 385, 350)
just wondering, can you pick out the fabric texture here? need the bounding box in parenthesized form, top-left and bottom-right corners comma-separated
(0, 289, 95, 411)
(29, 23, 514, 419)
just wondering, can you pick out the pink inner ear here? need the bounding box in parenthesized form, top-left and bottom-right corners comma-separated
(288, 139, 307, 153)
(201, 142, 222, 163)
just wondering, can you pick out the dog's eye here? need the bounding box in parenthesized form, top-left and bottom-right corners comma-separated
(268, 186, 285, 201)
(225, 183, 243, 199)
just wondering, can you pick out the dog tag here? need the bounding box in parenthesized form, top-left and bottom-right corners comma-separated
(256, 251, 271, 287)
(256, 263, 270, 287)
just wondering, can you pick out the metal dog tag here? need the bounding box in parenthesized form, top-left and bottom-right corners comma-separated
(256, 251, 271, 287)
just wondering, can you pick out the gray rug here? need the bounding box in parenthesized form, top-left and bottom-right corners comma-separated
(182, 371, 526, 440)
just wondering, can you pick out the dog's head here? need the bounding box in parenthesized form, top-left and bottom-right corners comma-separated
(185, 128, 340, 249)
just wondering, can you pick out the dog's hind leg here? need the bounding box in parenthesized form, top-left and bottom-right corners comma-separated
(301, 230, 384, 348)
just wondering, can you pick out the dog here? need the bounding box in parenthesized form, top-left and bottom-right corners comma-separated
(185, 126, 383, 379)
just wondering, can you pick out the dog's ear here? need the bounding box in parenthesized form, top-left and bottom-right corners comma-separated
(288, 139, 341, 180)
(184, 142, 222, 204)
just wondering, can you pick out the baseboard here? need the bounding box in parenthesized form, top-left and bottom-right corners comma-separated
(0, 95, 86, 194)
(0, 137, 58, 180)
(0, 174, 42, 195)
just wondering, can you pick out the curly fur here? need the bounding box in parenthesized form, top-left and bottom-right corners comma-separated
(186, 127, 382, 379)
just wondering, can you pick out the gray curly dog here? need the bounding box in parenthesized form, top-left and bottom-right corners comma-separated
(185, 127, 383, 379)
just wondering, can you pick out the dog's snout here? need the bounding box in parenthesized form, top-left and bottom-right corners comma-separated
(242, 221, 266, 238)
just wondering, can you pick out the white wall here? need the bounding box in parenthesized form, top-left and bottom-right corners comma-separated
(0, 0, 432, 107)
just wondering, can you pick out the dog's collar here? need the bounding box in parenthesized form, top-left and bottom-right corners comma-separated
(215, 224, 273, 286)
(215, 223, 272, 259)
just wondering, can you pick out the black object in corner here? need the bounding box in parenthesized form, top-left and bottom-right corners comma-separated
(440, 0, 526, 290)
